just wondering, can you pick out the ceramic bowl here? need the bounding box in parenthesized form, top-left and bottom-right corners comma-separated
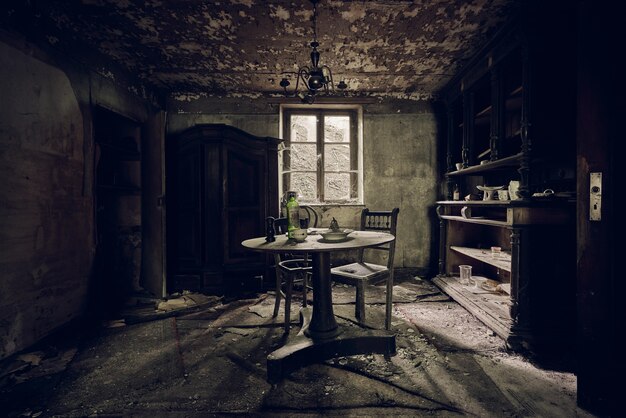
(320, 229, 353, 242)
(292, 228, 307, 242)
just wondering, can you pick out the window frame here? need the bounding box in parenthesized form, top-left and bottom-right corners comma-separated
(280, 104, 363, 205)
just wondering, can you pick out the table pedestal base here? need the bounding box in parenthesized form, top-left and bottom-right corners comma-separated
(267, 308, 396, 384)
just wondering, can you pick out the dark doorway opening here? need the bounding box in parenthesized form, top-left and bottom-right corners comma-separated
(91, 107, 143, 318)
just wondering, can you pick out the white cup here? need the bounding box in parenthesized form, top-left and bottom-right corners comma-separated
(455, 163, 463, 171)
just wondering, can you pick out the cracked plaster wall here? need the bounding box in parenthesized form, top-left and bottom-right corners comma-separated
(0, 40, 90, 359)
(0, 35, 159, 359)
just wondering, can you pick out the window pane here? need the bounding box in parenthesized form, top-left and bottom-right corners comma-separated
(291, 144, 317, 170)
(324, 173, 351, 201)
(291, 172, 317, 201)
(324, 144, 350, 171)
(324, 116, 350, 142)
(291, 115, 317, 142)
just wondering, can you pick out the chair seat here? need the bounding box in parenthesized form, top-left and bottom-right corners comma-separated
(278, 258, 312, 273)
(331, 262, 388, 281)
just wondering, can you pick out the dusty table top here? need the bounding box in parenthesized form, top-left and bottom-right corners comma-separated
(241, 230, 394, 254)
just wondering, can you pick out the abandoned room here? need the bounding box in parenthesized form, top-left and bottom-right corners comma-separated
(0, 0, 619, 416)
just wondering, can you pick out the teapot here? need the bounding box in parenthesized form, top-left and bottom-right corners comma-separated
(329, 217, 340, 232)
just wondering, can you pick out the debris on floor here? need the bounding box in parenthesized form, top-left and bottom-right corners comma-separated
(121, 291, 223, 324)
(0, 274, 588, 417)
(102, 319, 126, 328)
(0, 347, 77, 386)
(156, 291, 221, 312)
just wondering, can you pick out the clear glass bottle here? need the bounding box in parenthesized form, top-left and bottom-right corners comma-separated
(285, 191, 300, 239)
(453, 184, 460, 201)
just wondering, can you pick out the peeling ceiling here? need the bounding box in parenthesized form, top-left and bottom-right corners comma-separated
(2, 0, 519, 100)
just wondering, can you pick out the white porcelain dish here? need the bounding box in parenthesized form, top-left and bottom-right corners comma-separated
(476, 185, 504, 201)
(320, 229, 353, 242)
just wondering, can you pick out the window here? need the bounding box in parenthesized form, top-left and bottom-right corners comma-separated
(281, 106, 362, 204)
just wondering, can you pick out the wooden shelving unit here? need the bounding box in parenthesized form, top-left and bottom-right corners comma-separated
(436, 202, 575, 351)
(436, 13, 577, 354)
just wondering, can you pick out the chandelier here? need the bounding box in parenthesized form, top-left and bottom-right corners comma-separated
(279, 0, 347, 104)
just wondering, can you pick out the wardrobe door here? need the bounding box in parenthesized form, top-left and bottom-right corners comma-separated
(174, 142, 203, 270)
(222, 140, 266, 267)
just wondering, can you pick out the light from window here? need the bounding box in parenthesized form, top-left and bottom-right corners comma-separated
(282, 109, 359, 204)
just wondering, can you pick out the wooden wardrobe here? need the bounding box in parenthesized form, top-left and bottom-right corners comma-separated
(167, 124, 280, 294)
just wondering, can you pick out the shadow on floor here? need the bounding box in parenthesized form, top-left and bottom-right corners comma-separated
(0, 275, 590, 417)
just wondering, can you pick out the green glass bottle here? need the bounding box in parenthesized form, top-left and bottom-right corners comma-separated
(285, 191, 300, 239)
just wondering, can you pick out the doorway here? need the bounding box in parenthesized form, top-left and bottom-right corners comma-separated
(92, 107, 143, 317)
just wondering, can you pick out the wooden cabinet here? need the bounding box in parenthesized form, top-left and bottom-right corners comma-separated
(167, 124, 281, 294)
(435, 5, 577, 355)
(443, 8, 577, 202)
(434, 201, 575, 352)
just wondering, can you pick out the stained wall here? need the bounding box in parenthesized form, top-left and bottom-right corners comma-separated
(168, 96, 441, 273)
(0, 33, 161, 359)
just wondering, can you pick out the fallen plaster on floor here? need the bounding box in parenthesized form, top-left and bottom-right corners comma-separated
(0, 276, 593, 417)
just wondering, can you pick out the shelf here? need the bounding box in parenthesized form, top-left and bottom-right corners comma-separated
(477, 148, 491, 159)
(433, 275, 512, 341)
(475, 105, 492, 118)
(440, 215, 508, 227)
(446, 153, 522, 176)
(450, 246, 511, 272)
(508, 85, 523, 96)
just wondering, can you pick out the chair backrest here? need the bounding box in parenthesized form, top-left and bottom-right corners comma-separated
(271, 216, 302, 260)
(358, 208, 400, 268)
(273, 217, 289, 235)
(299, 205, 319, 228)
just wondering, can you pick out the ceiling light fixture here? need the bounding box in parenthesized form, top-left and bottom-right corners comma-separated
(279, 0, 347, 104)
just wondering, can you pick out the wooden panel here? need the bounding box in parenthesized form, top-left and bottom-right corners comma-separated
(575, 2, 619, 414)
(506, 207, 572, 225)
(223, 145, 266, 265)
(175, 144, 202, 268)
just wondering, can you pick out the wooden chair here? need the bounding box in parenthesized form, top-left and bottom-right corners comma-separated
(299, 204, 319, 228)
(330, 208, 399, 330)
(271, 217, 311, 333)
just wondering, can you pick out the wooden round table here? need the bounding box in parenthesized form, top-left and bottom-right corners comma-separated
(242, 230, 396, 383)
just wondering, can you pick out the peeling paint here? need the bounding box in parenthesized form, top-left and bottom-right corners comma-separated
(231, 0, 254, 7)
(340, 3, 367, 23)
(172, 93, 207, 102)
(12, 0, 518, 98)
(270, 5, 290, 21)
